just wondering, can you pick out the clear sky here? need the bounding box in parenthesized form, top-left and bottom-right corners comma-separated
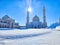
(0, 0, 60, 26)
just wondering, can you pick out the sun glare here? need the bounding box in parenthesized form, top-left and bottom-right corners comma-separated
(28, 7, 32, 12)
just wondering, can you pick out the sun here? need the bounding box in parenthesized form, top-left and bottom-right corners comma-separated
(27, 7, 32, 12)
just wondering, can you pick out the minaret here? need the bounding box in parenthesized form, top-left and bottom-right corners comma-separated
(43, 5, 46, 23)
(43, 5, 47, 28)
(59, 17, 60, 24)
(26, 0, 31, 28)
(26, 8, 29, 28)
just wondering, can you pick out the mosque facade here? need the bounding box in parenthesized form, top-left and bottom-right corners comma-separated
(26, 6, 47, 28)
(0, 15, 19, 28)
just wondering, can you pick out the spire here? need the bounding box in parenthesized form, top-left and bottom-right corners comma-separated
(59, 18, 60, 24)
(26, 0, 32, 28)
(26, 8, 29, 25)
(42, 5, 47, 28)
(43, 5, 46, 23)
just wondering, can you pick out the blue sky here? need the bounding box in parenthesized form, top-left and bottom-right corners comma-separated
(0, 0, 60, 26)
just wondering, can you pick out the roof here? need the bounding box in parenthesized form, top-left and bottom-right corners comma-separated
(33, 15, 39, 21)
(2, 15, 11, 20)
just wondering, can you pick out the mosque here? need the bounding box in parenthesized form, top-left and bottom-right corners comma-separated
(0, 6, 47, 29)
(26, 6, 47, 28)
(0, 15, 19, 28)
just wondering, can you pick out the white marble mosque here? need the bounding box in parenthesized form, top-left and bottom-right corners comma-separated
(0, 6, 48, 29)
(26, 6, 47, 28)
(0, 15, 19, 28)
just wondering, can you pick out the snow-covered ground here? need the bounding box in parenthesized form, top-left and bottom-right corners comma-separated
(0, 29, 51, 36)
(55, 26, 60, 30)
(0, 28, 60, 45)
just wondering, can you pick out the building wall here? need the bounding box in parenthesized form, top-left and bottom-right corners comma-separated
(28, 21, 43, 28)
(0, 15, 19, 28)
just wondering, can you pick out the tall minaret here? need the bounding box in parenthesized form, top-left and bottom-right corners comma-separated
(26, 0, 31, 28)
(43, 5, 46, 23)
(43, 5, 47, 28)
(26, 8, 29, 28)
(59, 17, 60, 24)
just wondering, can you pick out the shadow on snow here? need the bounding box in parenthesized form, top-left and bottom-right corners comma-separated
(0, 32, 51, 39)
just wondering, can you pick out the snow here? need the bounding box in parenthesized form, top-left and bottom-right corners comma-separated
(0, 29, 60, 45)
(0, 29, 51, 36)
(55, 26, 60, 30)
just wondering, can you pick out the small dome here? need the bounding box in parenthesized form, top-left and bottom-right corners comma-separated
(33, 15, 39, 21)
(2, 15, 11, 20)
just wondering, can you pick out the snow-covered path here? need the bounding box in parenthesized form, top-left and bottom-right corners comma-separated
(0, 29, 60, 45)
(0, 29, 51, 39)
(15, 30, 60, 45)
(0, 31, 51, 39)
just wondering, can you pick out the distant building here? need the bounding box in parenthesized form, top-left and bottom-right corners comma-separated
(49, 17, 60, 28)
(0, 15, 19, 28)
(26, 6, 47, 28)
(20, 25, 27, 29)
